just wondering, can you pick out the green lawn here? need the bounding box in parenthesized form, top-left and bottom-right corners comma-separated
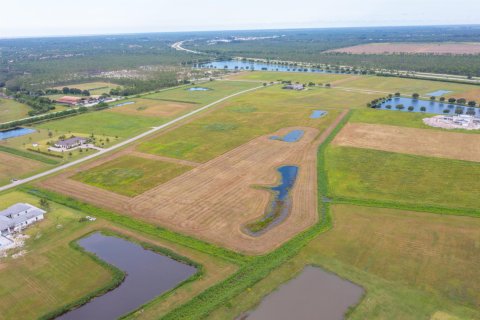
(138, 85, 371, 162)
(142, 80, 258, 105)
(208, 204, 480, 320)
(0, 98, 30, 123)
(350, 108, 480, 134)
(72, 155, 192, 196)
(340, 75, 480, 97)
(325, 145, 480, 210)
(227, 71, 353, 84)
(0, 191, 113, 320)
(36, 111, 161, 139)
(52, 81, 121, 95)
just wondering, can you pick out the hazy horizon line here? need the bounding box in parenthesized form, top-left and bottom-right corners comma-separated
(1, 23, 479, 41)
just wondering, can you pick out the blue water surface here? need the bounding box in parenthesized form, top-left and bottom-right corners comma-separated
(0, 127, 36, 140)
(188, 87, 210, 91)
(426, 90, 452, 97)
(115, 101, 135, 107)
(310, 110, 327, 119)
(270, 130, 304, 142)
(377, 97, 480, 116)
(200, 60, 345, 74)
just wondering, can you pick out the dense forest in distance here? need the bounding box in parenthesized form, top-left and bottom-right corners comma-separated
(2, 25, 480, 93)
(186, 25, 480, 76)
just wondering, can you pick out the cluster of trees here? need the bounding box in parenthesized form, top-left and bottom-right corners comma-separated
(109, 72, 178, 96)
(13, 93, 55, 116)
(43, 87, 90, 95)
(0, 106, 86, 130)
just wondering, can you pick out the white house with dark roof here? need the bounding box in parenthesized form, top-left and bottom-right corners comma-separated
(54, 137, 88, 150)
(0, 203, 46, 236)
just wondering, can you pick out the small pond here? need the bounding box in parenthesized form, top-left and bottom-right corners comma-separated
(426, 90, 452, 97)
(0, 127, 36, 140)
(310, 110, 327, 119)
(58, 233, 197, 320)
(376, 97, 480, 116)
(270, 130, 304, 142)
(115, 101, 135, 107)
(245, 165, 298, 236)
(244, 266, 364, 320)
(187, 87, 210, 91)
(200, 60, 345, 74)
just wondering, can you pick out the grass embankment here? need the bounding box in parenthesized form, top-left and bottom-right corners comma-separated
(138, 85, 370, 162)
(0, 145, 59, 165)
(350, 108, 480, 134)
(324, 146, 480, 213)
(0, 98, 30, 123)
(226, 71, 353, 84)
(143, 80, 258, 105)
(72, 155, 192, 197)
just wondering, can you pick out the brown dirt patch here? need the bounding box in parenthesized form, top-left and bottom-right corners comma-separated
(109, 98, 195, 117)
(328, 42, 480, 55)
(451, 89, 480, 102)
(39, 111, 348, 254)
(0, 152, 46, 182)
(333, 122, 480, 162)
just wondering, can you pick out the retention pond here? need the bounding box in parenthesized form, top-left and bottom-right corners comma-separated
(0, 127, 35, 140)
(270, 130, 304, 142)
(245, 266, 364, 320)
(245, 165, 298, 236)
(200, 60, 345, 74)
(58, 233, 197, 320)
(376, 97, 480, 116)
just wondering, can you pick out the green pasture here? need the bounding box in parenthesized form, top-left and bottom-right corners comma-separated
(0, 98, 30, 123)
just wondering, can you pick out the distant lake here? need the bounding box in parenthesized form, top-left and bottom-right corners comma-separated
(58, 233, 197, 320)
(376, 97, 480, 116)
(200, 60, 346, 74)
(0, 127, 35, 140)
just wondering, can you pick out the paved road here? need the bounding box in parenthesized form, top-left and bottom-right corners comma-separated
(0, 85, 264, 192)
(171, 41, 204, 55)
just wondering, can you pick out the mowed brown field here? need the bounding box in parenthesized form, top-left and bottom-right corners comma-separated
(0, 152, 47, 183)
(109, 98, 196, 118)
(39, 111, 347, 254)
(451, 88, 480, 101)
(328, 42, 480, 55)
(333, 122, 480, 162)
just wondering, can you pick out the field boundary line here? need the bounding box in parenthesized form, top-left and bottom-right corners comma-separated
(0, 84, 266, 192)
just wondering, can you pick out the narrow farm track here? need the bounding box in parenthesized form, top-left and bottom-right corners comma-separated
(0, 84, 265, 193)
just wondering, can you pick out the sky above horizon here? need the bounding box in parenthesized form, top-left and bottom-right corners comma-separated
(2, 0, 480, 38)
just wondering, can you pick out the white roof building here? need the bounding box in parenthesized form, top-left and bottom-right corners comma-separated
(0, 203, 46, 236)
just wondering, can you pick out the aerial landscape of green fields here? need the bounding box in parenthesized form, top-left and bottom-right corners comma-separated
(2, 2, 480, 320)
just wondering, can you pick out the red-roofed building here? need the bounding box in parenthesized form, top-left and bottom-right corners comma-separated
(56, 96, 82, 106)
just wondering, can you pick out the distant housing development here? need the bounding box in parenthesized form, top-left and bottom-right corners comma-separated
(54, 136, 88, 150)
(0, 203, 46, 236)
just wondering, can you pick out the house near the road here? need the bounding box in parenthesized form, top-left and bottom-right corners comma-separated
(0, 203, 46, 236)
(56, 96, 82, 106)
(54, 136, 88, 150)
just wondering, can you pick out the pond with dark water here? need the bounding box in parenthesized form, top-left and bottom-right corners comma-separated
(244, 266, 364, 320)
(376, 97, 480, 116)
(0, 127, 35, 140)
(245, 165, 298, 236)
(270, 130, 304, 142)
(57, 233, 197, 320)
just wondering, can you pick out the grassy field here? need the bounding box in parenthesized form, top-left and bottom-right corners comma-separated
(108, 97, 197, 118)
(143, 80, 258, 105)
(325, 145, 480, 210)
(138, 85, 371, 162)
(0, 98, 30, 123)
(36, 111, 161, 139)
(349, 108, 480, 135)
(339, 75, 480, 98)
(209, 204, 480, 319)
(72, 155, 193, 197)
(226, 71, 354, 84)
(0, 189, 237, 320)
(0, 152, 49, 186)
(52, 81, 121, 95)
